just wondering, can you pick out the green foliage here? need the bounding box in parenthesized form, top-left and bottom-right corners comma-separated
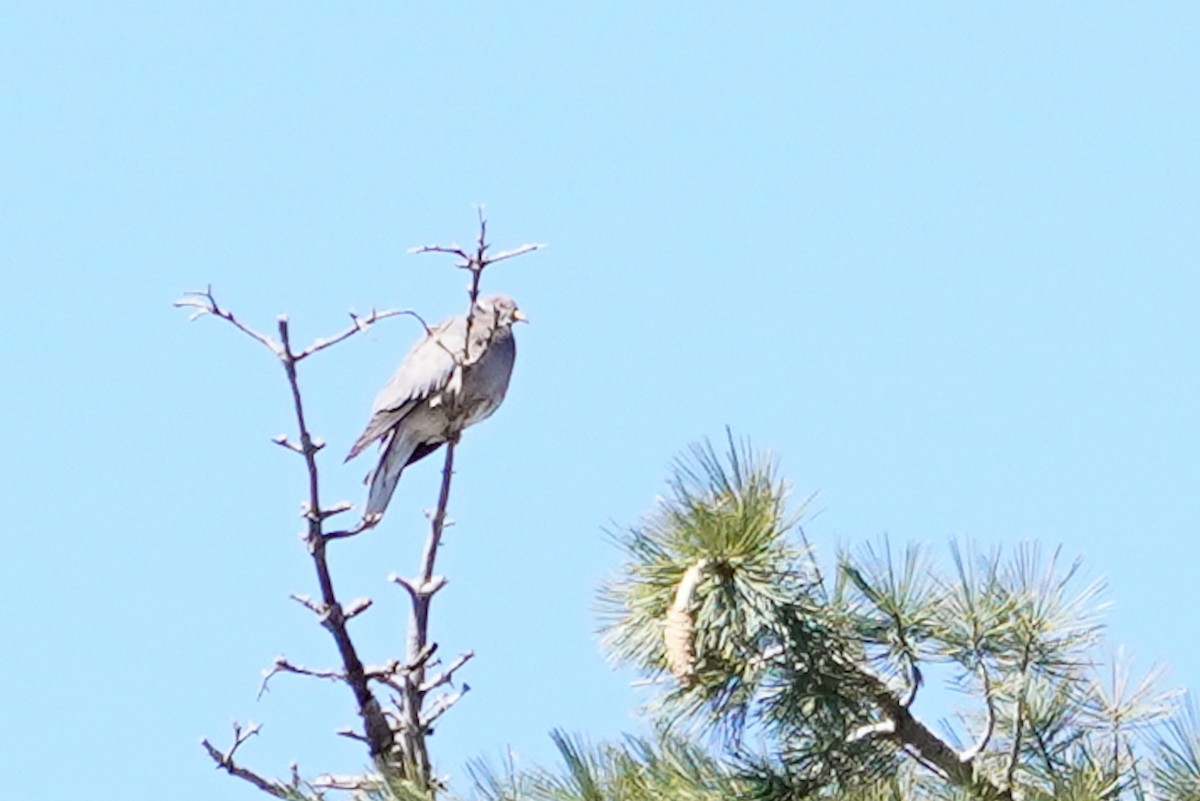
(303, 432, 1191, 801)
(466, 730, 750, 801)
(1149, 697, 1200, 800)
(580, 434, 1193, 801)
(598, 432, 807, 657)
(597, 431, 821, 736)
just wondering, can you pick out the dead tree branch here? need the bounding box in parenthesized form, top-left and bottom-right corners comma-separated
(295, 308, 424, 361)
(392, 211, 542, 787)
(856, 666, 1014, 801)
(177, 290, 401, 770)
(181, 213, 541, 797)
(277, 315, 396, 764)
(202, 722, 291, 799)
(259, 656, 346, 699)
(421, 651, 475, 693)
(397, 435, 457, 786)
(176, 287, 283, 356)
(421, 685, 471, 729)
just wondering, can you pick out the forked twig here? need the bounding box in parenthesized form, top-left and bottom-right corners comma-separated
(202, 722, 291, 799)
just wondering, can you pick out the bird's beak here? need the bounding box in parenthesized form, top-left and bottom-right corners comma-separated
(513, 309, 529, 323)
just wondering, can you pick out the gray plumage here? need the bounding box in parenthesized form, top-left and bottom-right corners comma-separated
(346, 294, 524, 524)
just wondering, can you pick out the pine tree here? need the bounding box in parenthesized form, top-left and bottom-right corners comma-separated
(457, 432, 1200, 801)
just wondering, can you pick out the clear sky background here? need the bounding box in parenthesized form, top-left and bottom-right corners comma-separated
(2, 3, 1198, 800)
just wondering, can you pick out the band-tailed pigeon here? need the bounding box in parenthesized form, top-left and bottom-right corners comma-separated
(346, 294, 525, 523)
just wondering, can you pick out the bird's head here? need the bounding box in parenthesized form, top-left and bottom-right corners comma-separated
(476, 294, 527, 327)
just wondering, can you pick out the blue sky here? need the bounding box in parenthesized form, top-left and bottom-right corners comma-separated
(2, 3, 1198, 799)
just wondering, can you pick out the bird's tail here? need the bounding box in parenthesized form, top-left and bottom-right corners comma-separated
(363, 431, 419, 524)
(346, 417, 390, 462)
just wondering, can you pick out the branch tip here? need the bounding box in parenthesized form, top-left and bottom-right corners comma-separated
(344, 597, 373, 619)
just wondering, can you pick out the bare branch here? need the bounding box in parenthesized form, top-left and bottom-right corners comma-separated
(857, 666, 1013, 800)
(420, 651, 475, 693)
(420, 684, 470, 728)
(410, 212, 542, 303)
(409, 643, 438, 672)
(175, 287, 283, 357)
(392, 573, 448, 599)
(275, 316, 395, 764)
(326, 515, 376, 540)
(272, 434, 303, 453)
(390, 211, 544, 785)
(180, 283, 403, 767)
(364, 658, 415, 695)
(315, 500, 354, 521)
(202, 722, 291, 799)
(390, 573, 417, 599)
(290, 593, 324, 615)
(338, 727, 369, 743)
(259, 656, 346, 699)
(488, 243, 545, 264)
(295, 308, 425, 361)
(312, 773, 378, 791)
(395, 438, 459, 786)
(475, 206, 488, 257)
(190, 217, 537, 795)
(344, 596, 373, 619)
(847, 720, 897, 744)
(408, 243, 471, 261)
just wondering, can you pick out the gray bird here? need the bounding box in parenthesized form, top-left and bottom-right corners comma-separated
(346, 294, 525, 524)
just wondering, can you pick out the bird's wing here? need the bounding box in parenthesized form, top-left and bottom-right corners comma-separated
(345, 317, 464, 461)
(374, 317, 465, 411)
(363, 423, 422, 522)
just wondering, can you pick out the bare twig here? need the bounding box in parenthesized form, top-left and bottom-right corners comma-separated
(179, 288, 400, 769)
(312, 773, 379, 791)
(175, 287, 283, 356)
(408, 244, 472, 261)
(488, 243, 544, 264)
(276, 316, 395, 765)
(421, 651, 475, 693)
(391, 212, 542, 786)
(362, 657, 424, 695)
(338, 727, 370, 743)
(344, 596, 373, 619)
(202, 722, 291, 799)
(312, 500, 354, 521)
(290, 593, 323, 615)
(296, 308, 427, 361)
(177, 288, 421, 363)
(421, 685, 471, 728)
(259, 656, 346, 699)
(857, 666, 1013, 800)
(847, 720, 897, 744)
(397, 436, 458, 785)
(326, 516, 376, 540)
(272, 434, 304, 453)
